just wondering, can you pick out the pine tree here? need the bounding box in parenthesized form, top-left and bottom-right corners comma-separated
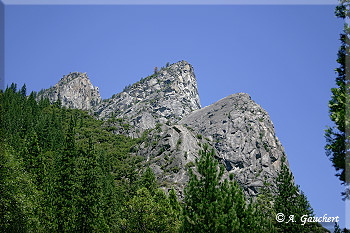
(182, 144, 223, 232)
(19, 83, 26, 99)
(38, 96, 50, 109)
(74, 137, 108, 232)
(254, 181, 277, 233)
(9, 83, 17, 93)
(124, 187, 157, 232)
(22, 132, 45, 185)
(99, 150, 119, 231)
(122, 167, 179, 232)
(169, 187, 181, 216)
(325, 0, 350, 199)
(0, 146, 40, 232)
(274, 156, 318, 232)
(25, 91, 39, 131)
(48, 107, 64, 151)
(124, 188, 179, 232)
(334, 222, 342, 233)
(182, 144, 261, 232)
(182, 144, 277, 232)
(334, 222, 350, 233)
(216, 178, 241, 232)
(168, 187, 182, 231)
(139, 166, 157, 195)
(53, 117, 78, 232)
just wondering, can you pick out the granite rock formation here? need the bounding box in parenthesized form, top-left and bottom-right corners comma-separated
(38, 61, 290, 199)
(93, 61, 201, 136)
(127, 93, 288, 198)
(179, 93, 287, 196)
(36, 72, 101, 111)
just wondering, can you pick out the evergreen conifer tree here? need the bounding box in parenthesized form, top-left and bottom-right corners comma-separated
(53, 117, 78, 232)
(123, 168, 180, 232)
(274, 156, 319, 232)
(139, 166, 157, 195)
(168, 187, 182, 230)
(325, 0, 350, 199)
(254, 181, 277, 233)
(0, 147, 40, 232)
(19, 84, 26, 99)
(182, 144, 262, 232)
(74, 137, 108, 232)
(99, 150, 119, 231)
(182, 144, 225, 232)
(169, 187, 181, 215)
(22, 132, 45, 185)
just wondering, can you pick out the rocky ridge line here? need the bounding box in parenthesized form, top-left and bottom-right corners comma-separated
(93, 61, 201, 137)
(35, 61, 291, 199)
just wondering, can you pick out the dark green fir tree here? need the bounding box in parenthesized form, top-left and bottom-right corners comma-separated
(53, 117, 78, 232)
(274, 156, 324, 232)
(74, 137, 108, 232)
(182, 144, 263, 233)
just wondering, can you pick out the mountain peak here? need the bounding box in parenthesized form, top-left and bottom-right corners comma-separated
(94, 61, 201, 136)
(34, 61, 292, 200)
(58, 72, 88, 84)
(123, 60, 196, 93)
(36, 72, 101, 111)
(178, 92, 286, 196)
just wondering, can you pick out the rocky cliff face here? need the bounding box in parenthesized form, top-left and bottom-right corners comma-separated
(127, 92, 288, 198)
(39, 61, 290, 199)
(36, 72, 102, 111)
(93, 61, 201, 136)
(127, 123, 202, 198)
(179, 93, 288, 196)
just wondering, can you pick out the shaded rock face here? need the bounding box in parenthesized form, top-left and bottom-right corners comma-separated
(179, 93, 288, 196)
(36, 72, 101, 111)
(131, 92, 289, 199)
(93, 61, 201, 136)
(131, 124, 202, 198)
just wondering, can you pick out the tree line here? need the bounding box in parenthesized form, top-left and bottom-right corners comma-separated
(0, 84, 329, 232)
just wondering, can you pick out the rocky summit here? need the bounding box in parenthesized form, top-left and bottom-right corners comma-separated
(180, 93, 288, 196)
(38, 60, 291, 199)
(93, 61, 201, 137)
(36, 72, 102, 111)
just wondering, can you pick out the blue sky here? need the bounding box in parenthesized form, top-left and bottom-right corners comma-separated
(3, 3, 348, 229)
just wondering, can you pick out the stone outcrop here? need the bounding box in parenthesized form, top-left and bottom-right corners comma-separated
(36, 72, 101, 111)
(130, 123, 203, 198)
(128, 92, 288, 198)
(93, 61, 201, 136)
(179, 93, 288, 196)
(38, 61, 291, 199)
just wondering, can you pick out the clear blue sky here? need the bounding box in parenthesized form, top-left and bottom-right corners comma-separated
(4, 3, 348, 229)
